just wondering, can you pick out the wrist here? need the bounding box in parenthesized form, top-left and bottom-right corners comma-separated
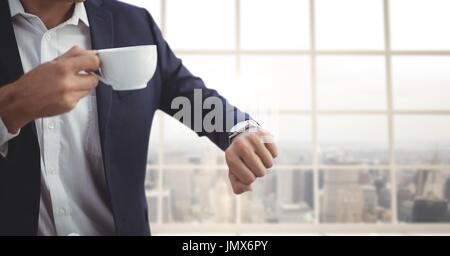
(0, 82, 30, 133)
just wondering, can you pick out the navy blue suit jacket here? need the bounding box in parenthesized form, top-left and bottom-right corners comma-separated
(0, 0, 248, 235)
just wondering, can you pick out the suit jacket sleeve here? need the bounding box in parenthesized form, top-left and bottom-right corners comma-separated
(145, 11, 251, 150)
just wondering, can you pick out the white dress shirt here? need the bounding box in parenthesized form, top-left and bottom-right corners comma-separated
(1, 0, 115, 236)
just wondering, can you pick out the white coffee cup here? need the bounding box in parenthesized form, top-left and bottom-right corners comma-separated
(94, 45, 158, 91)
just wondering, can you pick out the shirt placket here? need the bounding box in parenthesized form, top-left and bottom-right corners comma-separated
(40, 29, 73, 236)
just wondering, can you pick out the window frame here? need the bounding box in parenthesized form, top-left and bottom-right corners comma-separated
(135, 0, 450, 234)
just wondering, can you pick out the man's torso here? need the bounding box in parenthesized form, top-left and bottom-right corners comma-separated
(10, 0, 115, 236)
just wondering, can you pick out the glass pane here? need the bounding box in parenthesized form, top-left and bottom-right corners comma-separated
(178, 54, 237, 103)
(397, 170, 450, 223)
(267, 114, 312, 165)
(121, 0, 162, 27)
(393, 57, 450, 110)
(241, 0, 309, 50)
(317, 56, 387, 110)
(145, 168, 159, 190)
(166, 0, 235, 50)
(241, 170, 315, 223)
(395, 116, 450, 165)
(162, 169, 236, 223)
(390, 0, 450, 50)
(145, 169, 159, 223)
(318, 115, 389, 165)
(240, 55, 311, 111)
(320, 169, 392, 223)
(316, 0, 384, 50)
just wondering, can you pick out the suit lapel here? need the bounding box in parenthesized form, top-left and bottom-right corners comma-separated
(85, 0, 113, 171)
(0, 0, 24, 87)
(85, 1, 119, 232)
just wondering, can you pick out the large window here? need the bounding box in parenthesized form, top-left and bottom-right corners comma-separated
(124, 0, 450, 234)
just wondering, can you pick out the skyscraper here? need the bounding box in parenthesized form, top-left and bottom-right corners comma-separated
(322, 171, 364, 223)
(444, 178, 450, 202)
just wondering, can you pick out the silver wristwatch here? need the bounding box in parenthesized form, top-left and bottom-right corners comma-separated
(228, 120, 260, 143)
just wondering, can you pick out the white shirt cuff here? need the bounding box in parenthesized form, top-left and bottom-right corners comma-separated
(0, 117, 20, 158)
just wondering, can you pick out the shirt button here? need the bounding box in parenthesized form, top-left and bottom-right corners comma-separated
(48, 166, 57, 175)
(57, 208, 67, 216)
(47, 122, 55, 130)
(44, 32, 52, 41)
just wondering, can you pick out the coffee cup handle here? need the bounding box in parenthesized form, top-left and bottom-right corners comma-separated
(89, 70, 109, 85)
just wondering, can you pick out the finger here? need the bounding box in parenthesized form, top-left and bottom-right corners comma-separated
(253, 131, 278, 159)
(229, 173, 252, 194)
(62, 89, 93, 110)
(73, 74, 99, 91)
(236, 137, 267, 177)
(248, 134, 274, 169)
(240, 148, 267, 178)
(226, 153, 256, 185)
(69, 54, 100, 73)
(265, 142, 278, 159)
(71, 90, 93, 103)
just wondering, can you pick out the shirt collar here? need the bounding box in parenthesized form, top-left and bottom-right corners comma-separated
(8, 0, 24, 17)
(8, 0, 90, 27)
